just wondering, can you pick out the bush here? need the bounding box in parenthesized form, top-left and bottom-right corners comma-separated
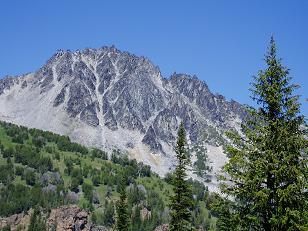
(44, 146, 54, 153)
(24, 170, 36, 186)
(70, 177, 80, 193)
(15, 166, 24, 176)
(91, 148, 108, 160)
(3, 147, 14, 158)
(0, 184, 32, 216)
(0, 163, 15, 185)
(54, 152, 60, 160)
(28, 208, 46, 231)
(64, 158, 74, 175)
(82, 182, 93, 202)
(103, 201, 115, 227)
(1, 225, 11, 231)
(38, 157, 53, 173)
(92, 175, 101, 186)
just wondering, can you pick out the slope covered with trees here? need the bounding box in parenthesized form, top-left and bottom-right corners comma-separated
(0, 120, 218, 230)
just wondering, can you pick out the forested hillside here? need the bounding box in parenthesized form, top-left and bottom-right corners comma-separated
(0, 121, 222, 231)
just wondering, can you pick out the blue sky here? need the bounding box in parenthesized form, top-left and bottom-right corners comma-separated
(0, 1, 307, 115)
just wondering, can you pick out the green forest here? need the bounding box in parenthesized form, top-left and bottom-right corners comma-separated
(0, 120, 220, 230)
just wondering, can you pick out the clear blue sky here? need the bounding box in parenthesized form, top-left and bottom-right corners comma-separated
(0, 1, 307, 116)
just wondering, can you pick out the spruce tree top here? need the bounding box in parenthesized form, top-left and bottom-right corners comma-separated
(221, 37, 307, 230)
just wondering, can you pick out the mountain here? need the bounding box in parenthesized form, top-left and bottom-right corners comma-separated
(0, 46, 245, 186)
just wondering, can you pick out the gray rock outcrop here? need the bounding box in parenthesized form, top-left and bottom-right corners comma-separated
(0, 46, 245, 186)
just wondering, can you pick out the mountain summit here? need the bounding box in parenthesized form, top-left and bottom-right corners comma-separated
(0, 46, 245, 186)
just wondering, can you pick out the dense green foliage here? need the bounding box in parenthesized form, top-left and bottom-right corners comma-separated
(221, 38, 308, 230)
(169, 123, 193, 231)
(28, 208, 46, 231)
(0, 120, 217, 230)
(115, 174, 129, 231)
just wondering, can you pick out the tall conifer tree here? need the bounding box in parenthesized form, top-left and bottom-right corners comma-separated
(28, 208, 46, 231)
(115, 175, 129, 231)
(221, 37, 308, 230)
(170, 122, 193, 231)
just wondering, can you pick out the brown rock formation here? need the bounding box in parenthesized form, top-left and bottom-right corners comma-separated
(46, 205, 91, 231)
(154, 224, 169, 231)
(0, 210, 31, 231)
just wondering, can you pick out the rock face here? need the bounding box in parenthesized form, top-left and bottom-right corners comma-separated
(140, 207, 151, 221)
(0, 206, 100, 231)
(0, 46, 245, 186)
(0, 211, 31, 231)
(154, 224, 169, 231)
(47, 205, 91, 231)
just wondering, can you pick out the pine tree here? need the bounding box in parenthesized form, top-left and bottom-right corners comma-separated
(103, 200, 115, 227)
(115, 174, 129, 231)
(221, 37, 308, 230)
(193, 145, 211, 179)
(169, 122, 193, 231)
(28, 208, 46, 231)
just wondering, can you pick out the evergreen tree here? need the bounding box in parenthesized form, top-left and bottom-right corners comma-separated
(103, 200, 115, 227)
(1, 226, 11, 231)
(115, 174, 129, 231)
(221, 37, 308, 230)
(169, 122, 193, 231)
(193, 145, 211, 179)
(130, 207, 142, 231)
(28, 208, 46, 231)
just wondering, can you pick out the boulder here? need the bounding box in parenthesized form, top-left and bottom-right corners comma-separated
(46, 205, 91, 231)
(154, 224, 169, 231)
(0, 210, 31, 231)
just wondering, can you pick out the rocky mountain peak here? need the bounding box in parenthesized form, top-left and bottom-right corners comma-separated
(0, 45, 245, 178)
